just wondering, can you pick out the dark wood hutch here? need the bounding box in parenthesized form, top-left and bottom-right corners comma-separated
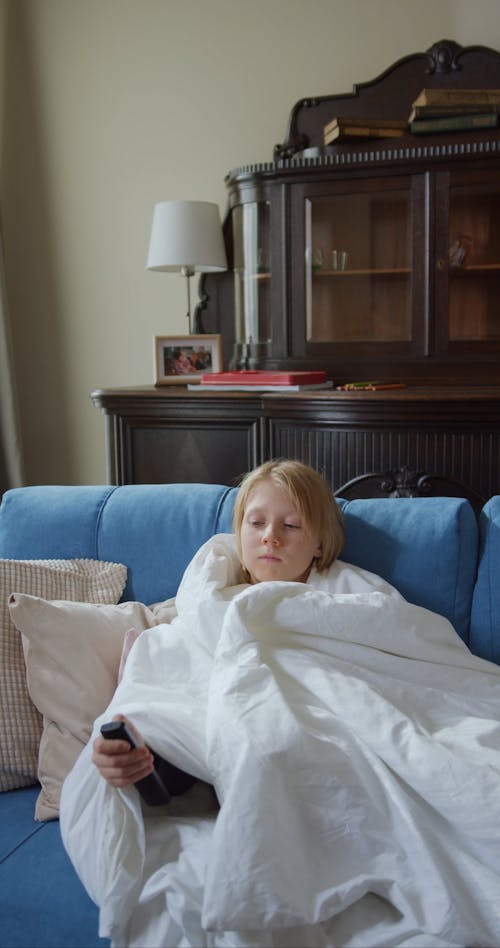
(93, 40, 500, 506)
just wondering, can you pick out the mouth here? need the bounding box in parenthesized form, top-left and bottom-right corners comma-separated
(259, 555, 282, 563)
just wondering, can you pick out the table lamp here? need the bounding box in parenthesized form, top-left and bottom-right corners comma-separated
(146, 200, 227, 333)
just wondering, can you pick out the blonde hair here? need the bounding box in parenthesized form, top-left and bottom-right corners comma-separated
(233, 459, 344, 574)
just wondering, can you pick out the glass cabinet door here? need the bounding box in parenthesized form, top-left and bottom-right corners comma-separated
(299, 176, 426, 355)
(440, 169, 500, 350)
(232, 201, 272, 367)
(288, 175, 427, 366)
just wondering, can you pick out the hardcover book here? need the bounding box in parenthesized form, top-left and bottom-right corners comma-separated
(412, 88, 500, 108)
(324, 116, 407, 145)
(200, 370, 328, 386)
(410, 113, 498, 134)
(189, 382, 334, 392)
(408, 103, 500, 123)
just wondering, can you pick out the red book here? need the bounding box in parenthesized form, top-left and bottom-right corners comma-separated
(201, 370, 328, 386)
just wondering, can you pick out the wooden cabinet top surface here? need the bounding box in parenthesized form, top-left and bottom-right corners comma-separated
(92, 384, 500, 405)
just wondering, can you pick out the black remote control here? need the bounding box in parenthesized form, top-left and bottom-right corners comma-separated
(100, 720, 171, 806)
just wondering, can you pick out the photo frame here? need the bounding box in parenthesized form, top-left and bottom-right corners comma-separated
(154, 334, 223, 385)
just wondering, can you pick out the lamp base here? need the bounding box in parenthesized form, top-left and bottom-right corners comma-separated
(230, 340, 273, 370)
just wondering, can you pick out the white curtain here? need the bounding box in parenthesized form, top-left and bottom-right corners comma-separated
(0, 225, 24, 494)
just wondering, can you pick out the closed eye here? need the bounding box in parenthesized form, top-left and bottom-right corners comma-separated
(285, 523, 301, 529)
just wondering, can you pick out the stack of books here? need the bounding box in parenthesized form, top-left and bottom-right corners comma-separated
(408, 88, 500, 135)
(323, 116, 408, 145)
(188, 370, 333, 392)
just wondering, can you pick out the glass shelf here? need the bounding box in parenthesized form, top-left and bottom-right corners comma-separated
(451, 264, 500, 272)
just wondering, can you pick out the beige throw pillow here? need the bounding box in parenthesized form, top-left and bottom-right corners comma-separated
(0, 558, 127, 795)
(9, 593, 176, 820)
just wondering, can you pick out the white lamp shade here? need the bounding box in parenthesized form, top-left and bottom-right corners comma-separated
(146, 200, 227, 272)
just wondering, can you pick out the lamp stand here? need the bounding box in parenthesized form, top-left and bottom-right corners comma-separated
(181, 265, 195, 334)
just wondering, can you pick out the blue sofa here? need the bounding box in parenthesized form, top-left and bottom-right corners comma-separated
(0, 483, 499, 948)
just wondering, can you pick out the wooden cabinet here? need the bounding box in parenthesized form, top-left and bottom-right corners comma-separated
(92, 42, 500, 505)
(91, 385, 500, 512)
(199, 39, 500, 385)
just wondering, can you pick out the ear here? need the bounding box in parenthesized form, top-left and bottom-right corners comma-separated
(313, 542, 322, 559)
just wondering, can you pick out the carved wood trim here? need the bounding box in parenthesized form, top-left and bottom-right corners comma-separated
(272, 38, 500, 160)
(334, 466, 486, 516)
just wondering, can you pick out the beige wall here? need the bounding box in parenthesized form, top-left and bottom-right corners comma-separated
(0, 1, 6, 160)
(2, 0, 500, 484)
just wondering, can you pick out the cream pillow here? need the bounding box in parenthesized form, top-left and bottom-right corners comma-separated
(0, 558, 127, 794)
(9, 593, 176, 820)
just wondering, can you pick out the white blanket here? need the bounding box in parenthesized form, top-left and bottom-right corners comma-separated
(60, 534, 500, 948)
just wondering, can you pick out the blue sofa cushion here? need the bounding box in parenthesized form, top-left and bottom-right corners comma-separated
(337, 497, 478, 643)
(470, 496, 500, 662)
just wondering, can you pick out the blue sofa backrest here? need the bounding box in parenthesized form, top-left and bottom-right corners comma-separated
(0, 485, 479, 644)
(337, 496, 477, 644)
(0, 484, 235, 604)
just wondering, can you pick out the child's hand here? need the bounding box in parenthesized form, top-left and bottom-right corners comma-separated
(92, 714, 154, 788)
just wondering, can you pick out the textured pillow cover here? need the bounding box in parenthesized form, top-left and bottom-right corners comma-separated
(9, 593, 176, 820)
(0, 558, 127, 795)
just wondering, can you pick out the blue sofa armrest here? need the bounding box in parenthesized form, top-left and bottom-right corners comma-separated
(0, 788, 107, 948)
(470, 496, 500, 662)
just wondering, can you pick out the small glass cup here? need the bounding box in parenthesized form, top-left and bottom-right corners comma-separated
(311, 248, 324, 271)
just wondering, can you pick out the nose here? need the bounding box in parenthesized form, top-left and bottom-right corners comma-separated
(263, 524, 280, 545)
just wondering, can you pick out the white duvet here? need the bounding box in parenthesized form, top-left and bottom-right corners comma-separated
(60, 534, 500, 948)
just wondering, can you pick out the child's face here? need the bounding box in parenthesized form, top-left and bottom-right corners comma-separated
(240, 479, 322, 584)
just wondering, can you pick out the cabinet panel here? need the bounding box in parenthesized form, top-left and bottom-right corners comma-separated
(123, 421, 260, 486)
(93, 389, 264, 486)
(268, 420, 500, 500)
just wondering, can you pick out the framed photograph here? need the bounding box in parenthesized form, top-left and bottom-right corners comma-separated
(154, 334, 223, 385)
